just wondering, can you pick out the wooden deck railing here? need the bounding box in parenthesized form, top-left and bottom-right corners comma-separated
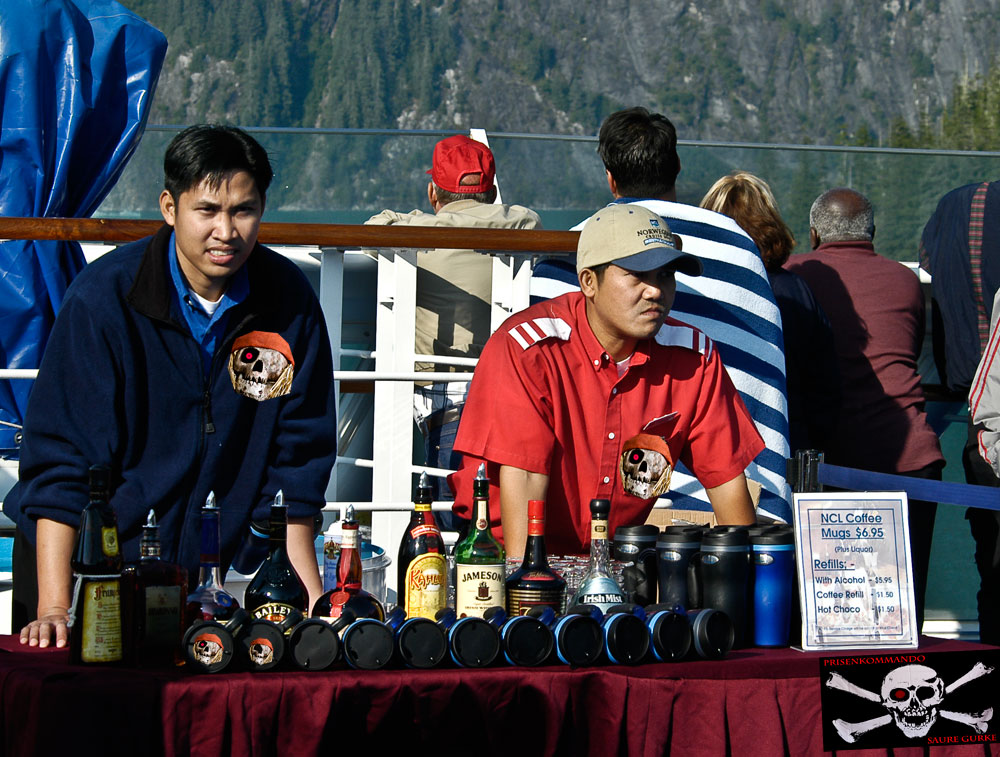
(0, 216, 580, 253)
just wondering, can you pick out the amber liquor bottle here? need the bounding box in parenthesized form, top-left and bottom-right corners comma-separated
(185, 491, 241, 625)
(125, 509, 188, 666)
(69, 465, 124, 665)
(454, 464, 505, 618)
(313, 506, 385, 621)
(397, 472, 446, 619)
(505, 499, 566, 616)
(243, 490, 309, 630)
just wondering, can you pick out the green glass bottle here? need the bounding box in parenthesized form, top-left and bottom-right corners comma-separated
(454, 463, 505, 618)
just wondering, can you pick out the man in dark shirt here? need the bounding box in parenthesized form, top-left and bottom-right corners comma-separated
(786, 187, 945, 631)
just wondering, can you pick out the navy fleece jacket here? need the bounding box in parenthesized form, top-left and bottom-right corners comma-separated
(3, 225, 337, 574)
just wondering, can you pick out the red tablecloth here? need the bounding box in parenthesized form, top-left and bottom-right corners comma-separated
(0, 634, 997, 756)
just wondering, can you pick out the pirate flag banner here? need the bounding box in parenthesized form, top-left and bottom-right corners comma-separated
(820, 649, 1000, 750)
(794, 492, 919, 650)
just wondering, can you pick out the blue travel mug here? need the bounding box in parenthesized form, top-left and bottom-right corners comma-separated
(750, 525, 796, 647)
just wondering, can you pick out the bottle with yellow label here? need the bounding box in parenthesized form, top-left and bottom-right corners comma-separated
(69, 464, 124, 665)
(397, 473, 447, 619)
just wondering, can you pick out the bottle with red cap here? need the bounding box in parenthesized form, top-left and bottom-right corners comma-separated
(505, 499, 566, 615)
(313, 506, 385, 621)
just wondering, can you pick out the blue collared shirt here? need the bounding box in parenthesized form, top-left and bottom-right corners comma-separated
(168, 233, 248, 376)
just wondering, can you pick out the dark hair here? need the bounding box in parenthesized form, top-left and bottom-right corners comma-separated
(163, 124, 273, 202)
(598, 107, 680, 197)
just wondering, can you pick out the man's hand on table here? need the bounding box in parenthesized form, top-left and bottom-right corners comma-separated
(20, 607, 70, 648)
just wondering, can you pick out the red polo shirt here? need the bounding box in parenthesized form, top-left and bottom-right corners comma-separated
(450, 292, 764, 555)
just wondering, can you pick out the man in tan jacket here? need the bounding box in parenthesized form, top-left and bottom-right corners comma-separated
(366, 135, 541, 528)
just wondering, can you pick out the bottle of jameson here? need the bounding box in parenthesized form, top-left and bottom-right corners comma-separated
(185, 492, 241, 626)
(243, 490, 309, 630)
(397, 473, 446, 619)
(570, 498, 625, 614)
(505, 499, 566, 615)
(454, 464, 505, 618)
(69, 465, 124, 665)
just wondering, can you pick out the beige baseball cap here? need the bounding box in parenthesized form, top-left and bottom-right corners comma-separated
(576, 204, 703, 276)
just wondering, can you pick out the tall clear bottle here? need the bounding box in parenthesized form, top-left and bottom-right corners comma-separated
(69, 464, 124, 664)
(454, 464, 505, 617)
(184, 491, 240, 626)
(125, 509, 187, 666)
(570, 498, 625, 613)
(243, 490, 309, 630)
(505, 499, 566, 615)
(397, 473, 446, 619)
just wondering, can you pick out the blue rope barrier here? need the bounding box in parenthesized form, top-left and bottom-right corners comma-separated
(817, 462, 1000, 511)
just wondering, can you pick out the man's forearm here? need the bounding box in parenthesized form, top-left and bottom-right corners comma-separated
(705, 473, 757, 525)
(36, 518, 75, 615)
(287, 517, 323, 613)
(499, 466, 549, 560)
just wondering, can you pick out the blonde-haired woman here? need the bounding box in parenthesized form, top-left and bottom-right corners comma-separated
(701, 172, 839, 454)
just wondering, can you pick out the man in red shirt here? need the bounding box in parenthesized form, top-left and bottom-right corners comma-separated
(449, 204, 762, 557)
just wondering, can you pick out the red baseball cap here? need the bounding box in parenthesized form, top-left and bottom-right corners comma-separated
(427, 135, 496, 194)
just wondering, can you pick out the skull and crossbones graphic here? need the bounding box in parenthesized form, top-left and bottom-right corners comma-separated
(248, 637, 275, 667)
(619, 433, 673, 499)
(229, 331, 295, 401)
(826, 662, 995, 742)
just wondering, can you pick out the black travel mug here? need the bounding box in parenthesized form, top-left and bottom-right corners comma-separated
(688, 526, 750, 648)
(656, 525, 704, 610)
(613, 525, 659, 606)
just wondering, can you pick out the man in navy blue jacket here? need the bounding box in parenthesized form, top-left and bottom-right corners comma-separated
(7, 125, 337, 647)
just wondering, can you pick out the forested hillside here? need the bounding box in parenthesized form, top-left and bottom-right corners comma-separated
(102, 0, 1000, 260)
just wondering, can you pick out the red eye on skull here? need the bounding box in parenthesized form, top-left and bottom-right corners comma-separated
(243, 348, 258, 362)
(629, 450, 642, 463)
(890, 688, 908, 701)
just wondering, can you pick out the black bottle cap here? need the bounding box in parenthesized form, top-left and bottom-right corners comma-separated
(241, 619, 286, 671)
(448, 617, 500, 668)
(415, 471, 433, 504)
(501, 615, 554, 667)
(342, 619, 394, 670)
(396, 617, 448, 669)
(88, 464, 111, 493)
(183, 620, 235, 673)
(288, 618, 341, 671)
(604, 611, 650, 664)
(648, 610, 693, 661)
(589, 498, 611, 517)
(555, 614, 604, 667)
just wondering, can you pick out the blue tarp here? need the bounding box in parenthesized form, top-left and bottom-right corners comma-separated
(0, 0, 166, 452)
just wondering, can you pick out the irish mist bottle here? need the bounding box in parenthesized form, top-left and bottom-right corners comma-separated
(69, 464, 124, 664)
(397, 472, 446, 619)
(454, 463, 505, 617)
(569, 498, 625, 613)
(185, 491, 240, 625)
(505, 499, 566, 615)
(243, 490, 309, 630)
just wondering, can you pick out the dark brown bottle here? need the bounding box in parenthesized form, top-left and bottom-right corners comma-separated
(396, 473, 446, 619)
(313, 506, 385, 621)
(243, 491, 308, 630)
(124, 509, 188, 666)
(505, 499, 566, 616)
(185, 491, 241, 625)
(69, 465, 124, 665)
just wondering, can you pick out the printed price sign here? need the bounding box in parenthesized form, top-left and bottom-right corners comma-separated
(794, 492, 918, 651)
